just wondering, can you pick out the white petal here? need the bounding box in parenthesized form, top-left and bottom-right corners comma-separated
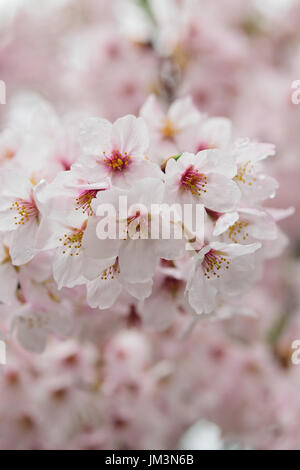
(87, 277, 122, 309)
(210, 241, 261, 258)
(213, 212, 239, 237)
(200, 117, 232, 148)
(119, 239, 158, 283)
(10, 220, 37, 265)
(112, 115, 149, 156)
(124, 279, 153, 300)
(53, 251, 84, 289)
(140, 95, 165, 130)
(168, 96, 201, 130)
(201, 173, 241, 212)
(187, 266, 218, 315)
(0, 263, 18, 304)
(78, 117, 112, 159)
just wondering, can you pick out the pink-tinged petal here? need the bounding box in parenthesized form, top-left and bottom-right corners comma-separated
(123, 160, 164, 189)
(119, 239, 158, 283)
(265, 206, 295, 222)
(201, 173, 241, 212)
(14, 312, 47, 353)
(87, 277, 122, 309)
(234, 140, 275, 165)
(218, 254, 259, 296)
(0, 169, 32, 201)
(127, 177, 165, 207)
(81, 256, 115, 282)
(123, 279, 153, 300)
(238, 208, 278, 240)
(168, 96, 201, 130)
(237, 174, 279, 203)
(165, 156, 180, 178)
(213, 212, 239, 237)
(177, 152, 197, 169)
(200, 117, 232, 149)
(0, 207, 19, 230)
(36, 178, 87, 226)
(36, 217, 66, 251)
(47, 307, 73, 336)
(10, 219, 38, 265)
(140, 95, 165, 130)
(78, 117, 112, 160)
(92, 185, 127, 214)
(187, 266, 218, 315)
(112, 115, 149, 156)
(82, 217, 121, 260)
(195, 148, 237, 178)
(210, 241, 261, 257)
(0, 263, 18, 304)
(155, 238, 185, 261)
(139, 292, 177, 331)
(53, 251, 84, 289)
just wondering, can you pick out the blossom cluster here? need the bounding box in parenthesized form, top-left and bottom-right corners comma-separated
(0, 0, 299, 451)
(0, 91, 290, 352)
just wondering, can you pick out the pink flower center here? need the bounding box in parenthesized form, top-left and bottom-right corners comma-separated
(10, 197, 39, 226)
(103, 149, 131, 172)
(202, 249, 230, 279)
(180, 165, 207, 196)
(75, 189, 99, 216)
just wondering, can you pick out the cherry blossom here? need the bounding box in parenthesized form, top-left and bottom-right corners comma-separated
(0, 0, 298, 450)
(186, 241, 261, 315)
(0, 169, 45, 265)
(164, 150, 240, 212)
(76, 115, 162, 188)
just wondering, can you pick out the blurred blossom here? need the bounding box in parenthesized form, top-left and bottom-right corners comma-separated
(0, 0, 299, 451)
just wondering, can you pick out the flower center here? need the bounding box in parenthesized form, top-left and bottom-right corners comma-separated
(75, 189, 99, 216)
(234, 160, 257, 186)
(180, 165, 207, 196)
(101, 258, 120, 280)
(103, 149, 131, 172)
(10, 197, 39, 226)
(202, 249, 230, 279)
(1, 149, 15, 162)
(161, 118, 178, 139)
(228, 220, 249, 244)
(59, 220, 87, 257)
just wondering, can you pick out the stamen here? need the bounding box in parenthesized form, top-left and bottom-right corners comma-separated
(75, 189, 99, 215)
(10, 197, 39, 226)
(202, 249, 230, 279)
(103, 149, 131, 172)
(234, 160, 257, 186)
(59, 220, 87, 257)
(228, 220, 249, 244)
(180, 165, 207, 196)
(101, 258, 120, 280)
